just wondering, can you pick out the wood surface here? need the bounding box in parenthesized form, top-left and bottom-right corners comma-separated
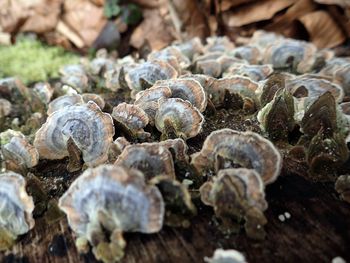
(1, 173, 349, 263)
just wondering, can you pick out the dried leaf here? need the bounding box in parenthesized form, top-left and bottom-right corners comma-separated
(90, 0, 105, 6)
(0, 0, 30, 33)
(222, 0, 295, 27)
(314, 0, 350, 8)
(21, 0, 63, 33)
(299, 10, 346, 48)
(62, 0, 107, 47)
(218, 0, 256, 12)
(265, 0, 317, 36)
(172, 0, 209, 39)
(130, 8, 176, 50)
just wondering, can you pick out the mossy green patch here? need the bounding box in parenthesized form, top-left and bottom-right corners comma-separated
(0, 38, 79, 84)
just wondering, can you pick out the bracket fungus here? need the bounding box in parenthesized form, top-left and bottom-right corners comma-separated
(155, 98, 204, 140)
(115, 143, 176, 180)
(1, 130, 39, 172)
(0, 171, 34, 250)
(58, 165, 164, 262)
(191, 129, 282, 184)
(200, 168, 267, 240)
(134, 86, 172, 125)
(32, 82, 54, 106)
(206, 76, 259, 110)
(224, 64, 274, 82)
(174, 37, 203, 60)
(112, 103, 150, 140)
(47, 94, 84, 115)
(286, 75, 344, 103)
(150, 176, 197, 228)
(153, 78, 207, 112)
(148, 46, 191, 74)
(263, 40, 317, 73)
(125, 60, 178, 91)
(229, 45, 262, 65)
(108, 137, 130, 163)
(34, 101, 114, 168)
(257, 89, 295, 141)
(203, 36, 235, 53)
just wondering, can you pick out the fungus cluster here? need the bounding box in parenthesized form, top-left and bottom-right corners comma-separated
(1, 29, 350, 262)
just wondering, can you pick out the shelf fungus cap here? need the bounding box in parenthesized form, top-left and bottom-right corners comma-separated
(205, 248, 247, 263)
(1, 130, 39, 169)
(204, 36, 235, 53)
(112, 103, 150, 140)
(82, 93, 106, 110)
(58, 165, 164, 259)
(32, 82, 54, 105)
(286, 75, 344, 103)
(155, 98, 204, 140)
(34, 101, 114, 167)
(207, 76, 259, 108)
(125, 60, 178, 92)
(0, 171, 34, 248)
(200, 168, 267, 211)
(115, 143, 176, 180)
(159, 138, 189, 163)
(47, 94, 84, 115)
(0, 98, 12, 118)
(148, 46, 191, 73)
(134, 86, 172, 125)
(174, 37, 203, 60)
(153, 78, 207, 112)
(263, 39, 317, 73)
(191, 129, 282, 184)
(224, 64, 274, 82)
(229, 45, 262, 65)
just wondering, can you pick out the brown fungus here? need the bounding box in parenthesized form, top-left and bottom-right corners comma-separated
(0, 171, 34, 250)
(150, 176, 197, 228)
(58, 164, 164, 263)
(191, 129, 282, 184)
(257, 89, 295, 141)
(155, 98, 204, 140)
(112, 103, 150, 140)
(200, 168, 267, 240)
(34, 101, 114, 167)
(306, 130, 348, 179)
(115, 143, 176, 180)
(300, 92, 337, 137)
